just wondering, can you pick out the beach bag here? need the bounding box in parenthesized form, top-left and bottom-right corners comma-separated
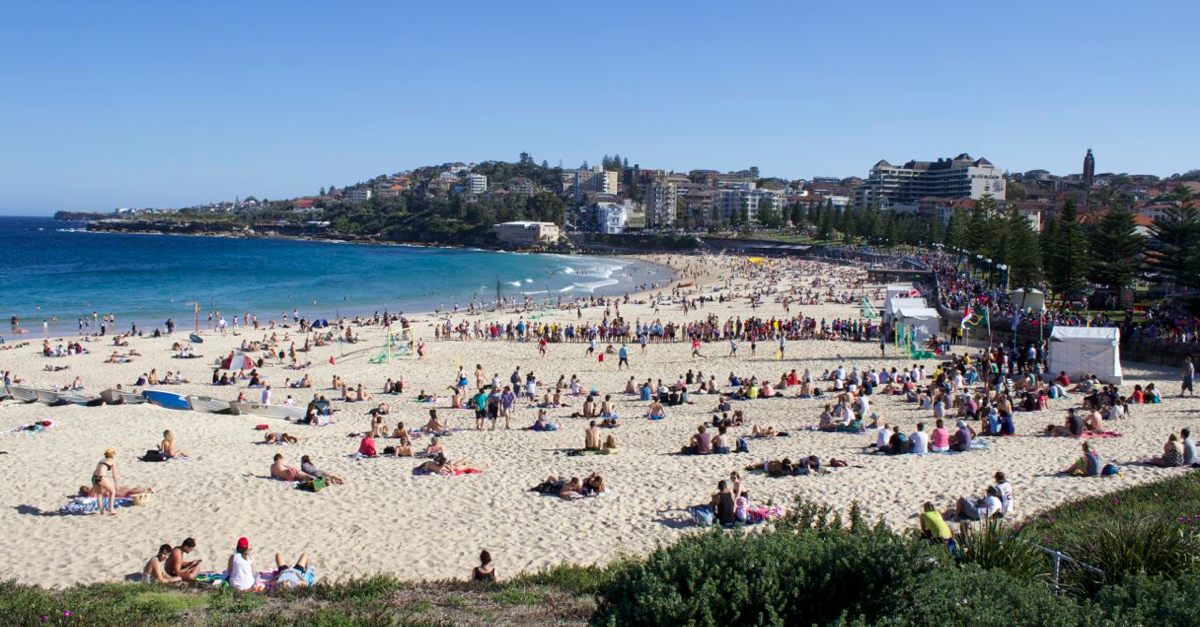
(692, 507, 715, 527)
(141, 449, 168, 462)
(598, 353, 604, 362)
(383, 446, 396, 456)
(301, 477, 327, 492)
(736, 437, 750, 453)
(1102, 463, 1120, 476)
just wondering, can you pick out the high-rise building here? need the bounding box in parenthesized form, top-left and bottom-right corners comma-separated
(465, 173, 488, 195)
(561, 166, 619, 199)
(1082, 148, 1095, 188)
(852, 153, 1005, 209)
(643, 176, 677, 228)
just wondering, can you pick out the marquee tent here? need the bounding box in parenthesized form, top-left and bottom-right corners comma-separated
(895, 306, 942, 341)
(886, 297, 928, 324)
(1048, 327, 1122, 385)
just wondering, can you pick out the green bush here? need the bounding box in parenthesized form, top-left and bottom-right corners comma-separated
(953, 517, 1047, 580)
(1053, 515, 1200, 595)
(1094, 572, 1200, 626)
(871, 566, 1086, 627)
(590, 527, 934, 627)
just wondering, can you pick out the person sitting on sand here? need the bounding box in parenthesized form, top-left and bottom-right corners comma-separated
(300, 455, 345, 485)
(950, 420, 975, 452)
(712, 426, 730, 454)
(1083, 409, 1106, 434)
(166, 537, 202, 582)
(271, 453, 312, 481)
(584, 421, 602, 451)
(683, 425, 712, 455)
(423, 409, 447, 434)
(817, 404, 836, 432)
(529, 409, 559, 431)
(264, 432, 298, 445)
(888, 426, 908, 455)
(919, 502, 952, 543)
(599, 395, 616, 418)
(422, 436, 444, 458)
(357, 434, 378, 457)
(646, 399, 666, 420)
(582, 394, 597, 418)
(1155, 433, 1185, 467)
(709, 480, 738, 524)
(159, 430, 188, 459)
(143, 544, 181, 584)
(583, 472, 606, 495)
(1067, 442, 1103, 476)
(225, 537, 261, 592)
(473, 550, 497, 582)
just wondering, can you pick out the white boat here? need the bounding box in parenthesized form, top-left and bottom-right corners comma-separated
(7, 385, 39, 403)
(187, 395, 233, 414)
(230, 402, 305, 421)
(119, 390, 147, 405)
(57, 392, 99, 405)
(34, 389, 61, 405)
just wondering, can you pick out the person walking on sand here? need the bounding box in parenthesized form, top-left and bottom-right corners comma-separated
(618, 343, 629, 370)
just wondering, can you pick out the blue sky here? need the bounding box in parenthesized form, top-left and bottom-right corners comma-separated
(1, 1, 1197, 214)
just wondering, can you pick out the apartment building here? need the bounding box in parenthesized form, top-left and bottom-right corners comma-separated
(853, 153, 1005, 209)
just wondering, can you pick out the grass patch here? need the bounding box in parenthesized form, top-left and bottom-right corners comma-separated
(491, 586, 545, 606)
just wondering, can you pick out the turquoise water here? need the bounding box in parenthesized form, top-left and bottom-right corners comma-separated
(0, 217, 671, 334)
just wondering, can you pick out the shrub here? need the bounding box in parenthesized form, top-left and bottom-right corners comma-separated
(1055, 515, 1200, 595)
(871, 565, 1086, 627)
(1094, 572, 1200, 626)
(591, 527, 934, 627)
(952, 517, 1047, 580)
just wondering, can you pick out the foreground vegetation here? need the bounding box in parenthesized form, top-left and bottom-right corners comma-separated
(6, 473, 1200, 625)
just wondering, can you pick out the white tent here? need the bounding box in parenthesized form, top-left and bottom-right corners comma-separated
(886, 297, 927, 324)
(896, 307, 941, 341)
(1048, 327, 1122, 385)
(1009, 288, 1047, 312)
(886, 284, 915, 304)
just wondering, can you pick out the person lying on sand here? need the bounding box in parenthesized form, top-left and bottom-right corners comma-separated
(265, 432, 298, 445)
(271, 453, 312, 481)
(300, 455, 345, 484)
(78, 484, 153, 499)
(415, 453, 471, 476)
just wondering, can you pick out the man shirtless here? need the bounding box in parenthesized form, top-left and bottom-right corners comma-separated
(143, 544, 181, 583)
(166, 537, 201, 582)
(584, 421, 602, 450)
(270, 453, 312, 481)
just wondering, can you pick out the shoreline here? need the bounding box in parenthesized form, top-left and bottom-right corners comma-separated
(8, 219, 685, 336)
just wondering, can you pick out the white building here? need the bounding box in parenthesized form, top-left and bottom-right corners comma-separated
(561, 167, 619, 196)
(346, 187, 373, 203)
(493, 221, 561, 246)
(853, 154, 1005, 209)
(714, 183, 787, 225)
(592, 200, 634, 234)
(644, 177, 677, 228)
(465, 173, 488, 194)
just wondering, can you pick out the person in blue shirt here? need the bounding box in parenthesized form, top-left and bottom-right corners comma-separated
(618, 344, 629, 370)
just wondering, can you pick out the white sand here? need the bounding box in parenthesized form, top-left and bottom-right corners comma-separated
(0, 253, 1195, 588)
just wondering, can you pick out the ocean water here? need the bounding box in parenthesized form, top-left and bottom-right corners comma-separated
(0, 217, 671, 334)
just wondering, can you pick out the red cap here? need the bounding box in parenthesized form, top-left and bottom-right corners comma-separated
(236, 537, 249, 551)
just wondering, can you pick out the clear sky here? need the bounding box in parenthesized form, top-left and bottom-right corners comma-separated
(2, 1, 1197, 214)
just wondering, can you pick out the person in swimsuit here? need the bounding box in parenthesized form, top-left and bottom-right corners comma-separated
(143, 544, 181, 584)
(91, 448, 119, 515)
(264, 432, 298, 444)
(159, 430, 188, 458)
(273, 552, 315, 588)
(300, 455, 345, 485)
(166, 537, 202, 582)
(472, 550, 497, 582)
(270, 453, 312, 481)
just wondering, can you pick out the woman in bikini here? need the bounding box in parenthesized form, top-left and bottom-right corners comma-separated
(159, 430, 188, 458)
(91, 448, 119, 515)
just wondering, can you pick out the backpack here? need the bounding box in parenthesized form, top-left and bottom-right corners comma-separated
(141, 449, 168, 462)
(1102, 463, 1120, 476)
(736, 437, 750, 453)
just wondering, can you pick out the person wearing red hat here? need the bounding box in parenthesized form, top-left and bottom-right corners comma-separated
(225, 537, 258, 591)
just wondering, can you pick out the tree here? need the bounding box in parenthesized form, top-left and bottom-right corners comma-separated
(1004, 207, 1042, 288)
(1087, 205, 1145, 292)
(1149, 186, 1200, 288)
(749, 166, 760, 180)
(319, 187, 326, 196)
(757, 197, 781, 229)
(1044, 199, 1090, 296)
(789, 202, 805, 227)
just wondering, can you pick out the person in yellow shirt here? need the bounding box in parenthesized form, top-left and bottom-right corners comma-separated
(919, 502, 952, 542)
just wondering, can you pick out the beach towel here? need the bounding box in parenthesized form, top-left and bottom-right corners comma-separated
(1079, 431, 1123, 439)
(59, 496, 133, 515)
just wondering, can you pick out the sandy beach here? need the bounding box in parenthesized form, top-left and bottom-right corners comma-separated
(0, 253, 1195, 588)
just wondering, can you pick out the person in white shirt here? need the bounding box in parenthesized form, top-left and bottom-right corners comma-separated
(284, 395, 295, 407)
(957, 485, 1004, 521)
(261, 386, 271, 405)
(225, 537, 258, 591)
(875, 422, 891, 449)
(993, 471, 1015, 515)
(909, 422, 929, 454)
